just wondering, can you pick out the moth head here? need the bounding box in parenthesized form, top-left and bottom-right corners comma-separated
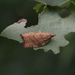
(50, 34, 56, 37)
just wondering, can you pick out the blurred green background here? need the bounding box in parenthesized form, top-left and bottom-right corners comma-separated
(0, 0, 75, 75)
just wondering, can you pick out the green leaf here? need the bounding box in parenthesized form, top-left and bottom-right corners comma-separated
(0, 19, 27, 43)
(1, 5, 75, 54)
(33, 3, 45, 12)
(35, 0, 70, 6)
(71, 0, 75, 5)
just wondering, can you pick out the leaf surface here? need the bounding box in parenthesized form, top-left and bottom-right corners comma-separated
(35, 0, 70, 6)
(1, 19, 27, 43)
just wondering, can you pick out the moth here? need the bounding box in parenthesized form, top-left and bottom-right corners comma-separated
(21, 32, 56, 48)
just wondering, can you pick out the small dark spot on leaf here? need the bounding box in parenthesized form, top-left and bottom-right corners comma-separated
(58, 8, 70, 18)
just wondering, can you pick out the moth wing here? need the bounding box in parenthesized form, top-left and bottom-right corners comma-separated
(41, 33, 51, 41)
(24, 37, 40, 47)
(21, 33, 41, 47)
(27, 33, 42, 47)
(33, 32, 46, 46)
(24, 37, 32, 47)
(21, 32, 55, 48)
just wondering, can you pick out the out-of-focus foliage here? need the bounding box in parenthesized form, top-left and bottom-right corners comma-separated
(36, 0, 70, 6)
(0, 0, 75, 75)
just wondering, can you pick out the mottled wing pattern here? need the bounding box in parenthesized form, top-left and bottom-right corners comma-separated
(21, 32, 55, 47)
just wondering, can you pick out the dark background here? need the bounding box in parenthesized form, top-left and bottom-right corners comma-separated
(0, 0, 75, 75)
